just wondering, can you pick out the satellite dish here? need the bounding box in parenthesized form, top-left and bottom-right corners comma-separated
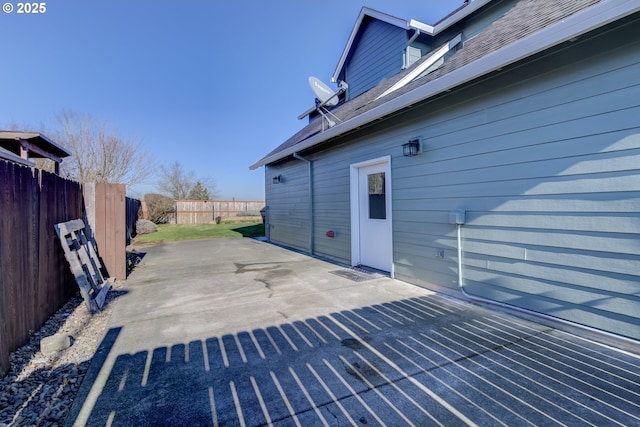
(309, 76, 339, 107)
(298, 77, 348, 131)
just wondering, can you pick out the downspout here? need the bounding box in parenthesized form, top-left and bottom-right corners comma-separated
(455, 222, 637, 347)
(293, 152, 314, 255)
(403, 29, 421, 69)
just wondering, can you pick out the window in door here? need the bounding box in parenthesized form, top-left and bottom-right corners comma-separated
(368, 172, 386, 220)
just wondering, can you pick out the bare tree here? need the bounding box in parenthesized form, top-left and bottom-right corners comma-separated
(157, 161, 217, 200)
(56, 110, 154, 186)
(157, 161, 195, 200)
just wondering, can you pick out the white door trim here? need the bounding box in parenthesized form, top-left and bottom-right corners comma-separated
(350, 155, 394, 276)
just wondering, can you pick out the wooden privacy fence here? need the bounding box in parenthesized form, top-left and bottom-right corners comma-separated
(175, 200, 265, 224)
(0, 161, 83, 376)
(0, 163, 139, 376)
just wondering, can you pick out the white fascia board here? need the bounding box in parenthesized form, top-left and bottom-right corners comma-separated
(408, 0, 493, 35)
(433, 0, 493, 34)
(408, 19, 434, 34)
(251, 0, 639, 170)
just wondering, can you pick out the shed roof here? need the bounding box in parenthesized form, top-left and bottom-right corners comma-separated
(0, 131, 72, 160)
(0, 147, 36, 167)
(251, 0, 638, 170)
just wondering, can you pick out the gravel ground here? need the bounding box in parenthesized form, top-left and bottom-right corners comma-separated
(0, 282, 125, 427)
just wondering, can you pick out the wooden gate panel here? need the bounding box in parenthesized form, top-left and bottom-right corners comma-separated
(94, 183, 126, 280)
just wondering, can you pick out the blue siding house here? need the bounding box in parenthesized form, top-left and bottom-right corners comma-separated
(252, 0, 640, 345)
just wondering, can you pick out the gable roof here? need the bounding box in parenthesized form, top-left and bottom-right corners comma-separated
(331, 1, 495, 84)
(331, 7, 425, 85)
(251, 0, 639, 170)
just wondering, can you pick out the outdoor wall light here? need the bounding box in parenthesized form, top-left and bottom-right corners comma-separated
(402, 139, 420, 157)
(272, 175, 282, 184)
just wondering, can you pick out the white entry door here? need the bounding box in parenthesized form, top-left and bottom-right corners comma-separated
(351, 158, 392, 273)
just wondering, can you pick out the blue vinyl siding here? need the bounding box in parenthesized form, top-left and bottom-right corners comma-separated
(389, 24, 640, 340)
(266, 19, 640, 341)
(344, 19, 407, 100)
(265, 160, 310, 252)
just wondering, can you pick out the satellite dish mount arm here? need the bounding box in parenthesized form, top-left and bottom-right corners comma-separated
(298, 80, 348, 130)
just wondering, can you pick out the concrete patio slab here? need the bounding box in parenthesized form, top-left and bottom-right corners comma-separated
(66, 238, 640, 426)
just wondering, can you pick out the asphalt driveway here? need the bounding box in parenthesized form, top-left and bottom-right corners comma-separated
(67, 238, 640, 426)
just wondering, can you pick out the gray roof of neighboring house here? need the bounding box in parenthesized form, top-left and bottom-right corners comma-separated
(251, 0, 638, 170)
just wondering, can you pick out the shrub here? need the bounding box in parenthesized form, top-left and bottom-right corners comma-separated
(144, 193, 175, 224)
(136, 219, 158, 234)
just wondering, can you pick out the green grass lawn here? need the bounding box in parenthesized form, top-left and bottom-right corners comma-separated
(133, 221, 265, 245)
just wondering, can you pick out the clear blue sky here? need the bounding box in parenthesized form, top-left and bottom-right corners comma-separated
(1, 0, 462, 200)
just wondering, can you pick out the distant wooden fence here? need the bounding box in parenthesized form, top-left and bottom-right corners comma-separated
(175, 200, 265, 224)
(0, 161, 83, 376)
(175, 200, 215, 224)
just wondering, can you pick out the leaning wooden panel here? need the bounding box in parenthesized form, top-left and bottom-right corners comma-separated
(54, 219, 111, 313)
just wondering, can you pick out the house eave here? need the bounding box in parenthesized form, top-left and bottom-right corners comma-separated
(417, 0, 494, 35)
(250, 0, 640, 171)
(0, 148, 36, 167)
